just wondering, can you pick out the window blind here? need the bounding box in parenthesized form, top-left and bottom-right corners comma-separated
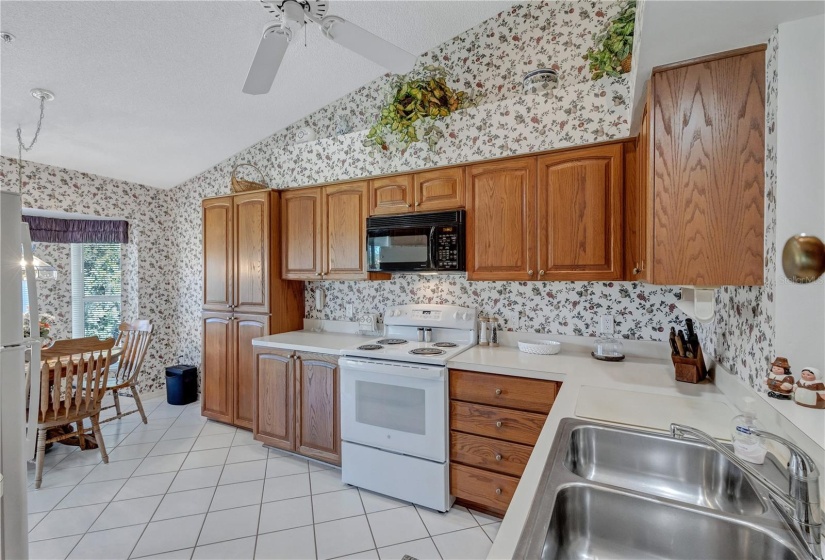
(71, 243, 122, 339)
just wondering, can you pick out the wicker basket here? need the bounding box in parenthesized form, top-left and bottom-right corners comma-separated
(517, 339, 561, 355)
(621, 54, 632, 74)
(230, 163, 268, 193)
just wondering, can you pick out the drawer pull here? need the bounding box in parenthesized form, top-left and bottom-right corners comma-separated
(494, 388, 502, 395)
(495, 454, 502, 461)
(495, 488, 502, 495)
(495, 421, 503, 428)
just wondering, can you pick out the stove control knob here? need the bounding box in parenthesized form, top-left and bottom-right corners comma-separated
(461, 312, 470, 321)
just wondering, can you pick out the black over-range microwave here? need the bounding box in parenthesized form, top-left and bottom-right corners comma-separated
(366, 210, 466, 273)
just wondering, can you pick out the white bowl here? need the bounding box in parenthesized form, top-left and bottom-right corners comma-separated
(518, 339, 561, 355)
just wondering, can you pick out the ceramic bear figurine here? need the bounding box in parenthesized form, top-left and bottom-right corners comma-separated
(766, 356, 794, 399)
(793, 367, 825, 409)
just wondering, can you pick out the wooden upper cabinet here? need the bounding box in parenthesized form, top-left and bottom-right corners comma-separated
(369, 175, 414, 215)
(323, 182, 369, 280)
(233, 313, 269, 430)
(202, 198, 233, 311)
(414, 168, 465, 212)
(282, 188, 323, 280)
(201, 312, 234, 424)
(650, 46, 765, 286)
(233, 191, 270, 313)
(537, 144, 623, 281)
(295, 353, 341, 465)
(624, 91, 651, 281)
(466, 158, 537, 281)
(253, 348, 295, 451)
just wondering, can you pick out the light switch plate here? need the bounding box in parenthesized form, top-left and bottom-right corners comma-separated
(345, 304, 354, 319)
(506, 310, 520, 329)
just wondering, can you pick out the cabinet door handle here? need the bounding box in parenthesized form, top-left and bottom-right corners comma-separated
(495, 454, 502, 461)
(316, 272, 322, 277)
(415, 201, 421, 207)
(495, 488, 502, 495)
(539, 270, 545, 277)
(633, 265, 641, 275)
(527, 270, 534, 277)
(406, 203, 412, 208)
(494, 388, 502, 395)
(495, 421, 503, 428)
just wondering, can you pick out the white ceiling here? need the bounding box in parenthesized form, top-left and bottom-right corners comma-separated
(0, 0, 514, 188)
(630, 0, 825, 131)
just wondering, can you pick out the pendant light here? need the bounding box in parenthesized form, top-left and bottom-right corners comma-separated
(17, 88, 58, 279)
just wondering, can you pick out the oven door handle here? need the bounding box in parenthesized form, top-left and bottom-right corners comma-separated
(428, 227, 438, 271)
(339, 358, 446, 379)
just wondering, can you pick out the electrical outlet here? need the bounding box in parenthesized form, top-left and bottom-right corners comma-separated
(599, 314, 614, 335)
(345, 304, 354, 319)
(506, 310, 520, 329)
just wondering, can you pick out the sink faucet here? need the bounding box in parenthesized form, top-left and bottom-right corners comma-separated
(671, 423, 822, 560)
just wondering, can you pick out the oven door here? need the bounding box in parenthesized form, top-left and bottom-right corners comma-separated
(339, 357, 447, 463)
(366, 226, 435, 272)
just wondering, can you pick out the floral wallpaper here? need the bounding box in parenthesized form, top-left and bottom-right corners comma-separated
(0, 157, 177, 393)
(695, 31, 778, 392)
(167, 0, 690, 371)
(307, 277, 684, 340)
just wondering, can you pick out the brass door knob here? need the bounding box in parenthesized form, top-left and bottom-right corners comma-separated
(783, 235, 825, 283)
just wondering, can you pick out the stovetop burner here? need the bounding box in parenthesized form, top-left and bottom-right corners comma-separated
(432, 342, 458, 348)
(409, 347, 446, 356)
(376, 339, 407, 345)
(357, 344, 383, 351)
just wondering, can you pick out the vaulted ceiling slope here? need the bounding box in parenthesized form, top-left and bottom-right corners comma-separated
(0, 0, 514, 188)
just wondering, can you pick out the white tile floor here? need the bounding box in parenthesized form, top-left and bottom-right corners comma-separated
(27, 395, 500, 560)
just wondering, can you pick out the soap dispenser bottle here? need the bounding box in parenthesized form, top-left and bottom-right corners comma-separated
(729, 397, 767, 464)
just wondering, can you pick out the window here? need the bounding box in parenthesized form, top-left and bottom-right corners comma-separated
(71, 243, 122, 339)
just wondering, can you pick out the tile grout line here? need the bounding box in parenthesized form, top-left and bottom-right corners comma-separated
(185, 429, 233, 559)
(356, 488, 380, 557)
(307, 460, 320, 560)
(251, 444, 273, 559)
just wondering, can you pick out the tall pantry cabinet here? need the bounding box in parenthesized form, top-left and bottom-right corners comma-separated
(201, 190, 304, 429)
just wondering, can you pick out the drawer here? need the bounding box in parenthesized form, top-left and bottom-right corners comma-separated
(450, 463, 519, 513)
(450, 431, 533, 477)
(450, 401, 546, 446)
(450, 369, 557, 413)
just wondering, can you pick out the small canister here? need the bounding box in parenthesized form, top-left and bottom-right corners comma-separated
(417, 327, 425, 342)
(479, 316, 489, 346)
(489, 317, 500, 347)
(424, 328, 433, 343)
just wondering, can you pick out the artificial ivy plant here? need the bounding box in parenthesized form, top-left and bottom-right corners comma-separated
(365, 65, 479, 151)
(584, 0, 636, 80)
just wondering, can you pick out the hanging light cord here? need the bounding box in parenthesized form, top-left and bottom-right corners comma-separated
(16, 95, 47, 194)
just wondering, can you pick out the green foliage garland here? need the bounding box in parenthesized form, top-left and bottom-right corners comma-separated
(584, 0, 636, 80)
(365, 66, 479, 151)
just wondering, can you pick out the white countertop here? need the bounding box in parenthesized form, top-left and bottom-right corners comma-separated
(449, 346, 736, 560)
(252, 330, 372, 355)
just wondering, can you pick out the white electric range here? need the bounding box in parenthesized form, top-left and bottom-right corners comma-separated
(339, 304, 477, 512)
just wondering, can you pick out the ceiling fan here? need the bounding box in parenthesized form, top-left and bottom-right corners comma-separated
(243, 0, 418, 95)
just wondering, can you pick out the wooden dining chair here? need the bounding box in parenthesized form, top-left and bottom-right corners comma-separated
(33, 336, 114, 489)
(99, 320, 153, 424)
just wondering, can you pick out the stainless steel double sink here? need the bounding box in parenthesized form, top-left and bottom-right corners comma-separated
(514, 419, 811, 559)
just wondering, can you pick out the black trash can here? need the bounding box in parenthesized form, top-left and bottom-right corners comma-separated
(166, 365, 198, 406)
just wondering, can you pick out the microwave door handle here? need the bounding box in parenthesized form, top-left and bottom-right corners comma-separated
(429, 227, 438, 271)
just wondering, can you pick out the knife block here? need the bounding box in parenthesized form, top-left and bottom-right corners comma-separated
(672, 354, 708, 384)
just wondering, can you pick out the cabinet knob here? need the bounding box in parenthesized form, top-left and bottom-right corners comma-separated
(633, 265, 641, 275)
(406, 203, 412, 208)
(495, 488, 502, 495)
(316, 272, 322, 277)
(495, 421, 503, 428)
(528, 270, 534, 277)
(415, 201, 421, 207)
(495, 454, 502, 461)
(539, 270, 545, 277)
(494, 388, 502, 395)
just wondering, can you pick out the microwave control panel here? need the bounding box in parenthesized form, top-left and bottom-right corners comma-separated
(435, 226, 460, 270)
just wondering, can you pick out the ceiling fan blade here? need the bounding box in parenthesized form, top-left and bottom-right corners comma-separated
(319, 16, 417, 75)
(243, 24, 292, 95)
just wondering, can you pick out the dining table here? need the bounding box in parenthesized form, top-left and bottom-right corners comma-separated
(35, 344, 124, 451)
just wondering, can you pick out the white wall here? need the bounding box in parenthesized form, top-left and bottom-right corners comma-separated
(775, 14, 825, 371)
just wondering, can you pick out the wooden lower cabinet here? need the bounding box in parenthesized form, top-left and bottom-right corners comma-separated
(449, 369, 560, 517)
(201, 313, 234, 424)
(253, 348, 341, 466)
(295, 353, 341, 464)
(233, 314, 269, 429)
(253, 348, 294, 450)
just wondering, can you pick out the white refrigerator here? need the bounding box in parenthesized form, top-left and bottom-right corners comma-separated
(1, 190, 41, 560)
